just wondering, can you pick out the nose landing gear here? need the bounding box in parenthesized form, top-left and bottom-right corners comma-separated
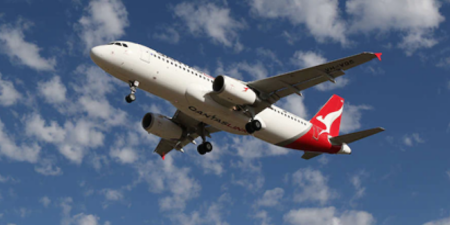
(125, 80, 139, 103)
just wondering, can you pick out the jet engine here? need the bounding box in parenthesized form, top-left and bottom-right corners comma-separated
(212, 75, 257, 105)
(141, 113, 183, 140)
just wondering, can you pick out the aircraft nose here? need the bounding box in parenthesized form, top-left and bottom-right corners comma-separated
(90, 46, 106, 64)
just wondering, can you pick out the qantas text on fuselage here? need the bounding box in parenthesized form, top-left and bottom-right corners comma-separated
(90, 41, 384, 160)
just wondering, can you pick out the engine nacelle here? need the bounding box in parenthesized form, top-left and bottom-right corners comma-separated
(141, 113, 183, 140)
(212, 75, 257, 105)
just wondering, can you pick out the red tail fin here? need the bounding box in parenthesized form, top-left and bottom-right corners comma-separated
(309, 95, 344, 137)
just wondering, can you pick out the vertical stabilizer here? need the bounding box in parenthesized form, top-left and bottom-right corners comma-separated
(309, 95, 344, 137)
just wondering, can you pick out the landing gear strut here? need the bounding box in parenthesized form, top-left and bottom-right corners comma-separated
(125, 80, 139, 103)
(197, 123, 213, 155)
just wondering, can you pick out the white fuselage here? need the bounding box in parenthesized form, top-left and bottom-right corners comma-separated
(90, 41, 312, 146)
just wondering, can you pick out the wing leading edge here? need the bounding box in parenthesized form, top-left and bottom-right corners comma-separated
(247, 52, 381, 101)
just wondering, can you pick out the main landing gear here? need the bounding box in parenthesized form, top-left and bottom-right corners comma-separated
(197, 123, 213, 155)
(245, 119, 262, 134)
(125, 80, 139, 103)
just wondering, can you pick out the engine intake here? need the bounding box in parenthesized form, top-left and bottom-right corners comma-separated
(142, 113, 183, 140)
(212, 75, 257, 105)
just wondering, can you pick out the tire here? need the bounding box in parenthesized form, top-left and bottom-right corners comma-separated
(204, 142, 213, 152)
(197, 145, 207, 155)
(251, 120, 262, 131)
(125, 94, 135, 103)
(245, 122, 255, 134)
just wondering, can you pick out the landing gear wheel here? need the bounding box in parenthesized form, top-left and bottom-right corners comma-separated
(197, 144, 207, 155)
(251, 120, 262, 131)
(197, 142, 213, 155)
(245, 123, 255, 134)
(125, 94, 136, 103)
(204, 142, 213, 153)
(245, 120, 262, 134)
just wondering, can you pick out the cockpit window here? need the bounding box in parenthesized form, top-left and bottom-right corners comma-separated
(123, 43, 128, 47)
(115, 43, 122, 46)
(108, 42, 114, 45)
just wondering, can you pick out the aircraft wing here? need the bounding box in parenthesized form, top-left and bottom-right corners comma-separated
(247, 52, 381, 101)
(153, 110, 221, 159)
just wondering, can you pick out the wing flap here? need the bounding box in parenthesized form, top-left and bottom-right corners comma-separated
(273, 70, 345, 99)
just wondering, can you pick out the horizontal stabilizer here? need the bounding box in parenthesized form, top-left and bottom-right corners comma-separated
(330, 127, 385, 145)
(302, 152, 322, 160)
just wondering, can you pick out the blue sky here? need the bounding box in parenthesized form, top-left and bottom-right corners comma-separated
(1, 0, 450, 224)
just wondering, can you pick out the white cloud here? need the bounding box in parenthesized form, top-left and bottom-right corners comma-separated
(0, 118, 40, 163)
(346, 0, 445, 54)
(153, 27, 180, 44)
(37, 76, 67, 104)
(284, 207, 375, 225)
(349, 171, 368, 205)
(0, 73, 21, 106)
(78, 96, 127, 126)
(250, 0, 348, 45)
(255, 187, 284, 207)
(254, 210, 273, 225)
(35, 158, 63, 176)
(77, 0, 129, 51)
(170, 201, 230, 225)
(0, 21, 56, 71)
(256, 47, 282, 66)
(292, 168, 337, 205)
(59, 197, 107, 225)
(279, 95, 308, 119)
(340, 103, 372, 134)
(291, 51, 349, 91)
(101, 189, 123, 201)
(25, 113, 104, 164)
(25, 113, 66, 143)
(72, 214, 100, 225)
(292, 51, 327, 68)
(424, 216, 450, 225)
(232, 136, 290, 159)
(173, 2, 245, 50)
(40, 196, 51, 207)
(403, 133, 425, 147)
(192, 141, 227, 176)
(134, 156, 201, 211)
(0, 173, 17, 183)
(109, 147, 137, 164)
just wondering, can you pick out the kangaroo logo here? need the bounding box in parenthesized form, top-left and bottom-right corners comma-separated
(316, 105, 344, 137)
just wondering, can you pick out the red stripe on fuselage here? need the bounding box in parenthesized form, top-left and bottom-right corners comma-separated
(284, 125, 341, 154)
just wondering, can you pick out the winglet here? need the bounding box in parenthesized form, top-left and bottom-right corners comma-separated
(161, 154, 165, 160)
(374, 53, 382, 61)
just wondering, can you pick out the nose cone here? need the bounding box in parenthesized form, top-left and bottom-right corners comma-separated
(90, 46, 104, 64)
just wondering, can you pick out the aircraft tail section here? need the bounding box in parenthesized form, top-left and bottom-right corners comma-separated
(330, 127, 385, 145)
(309, 95, 344, 137)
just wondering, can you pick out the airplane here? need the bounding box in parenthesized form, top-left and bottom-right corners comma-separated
(90, 41, 384, 160)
